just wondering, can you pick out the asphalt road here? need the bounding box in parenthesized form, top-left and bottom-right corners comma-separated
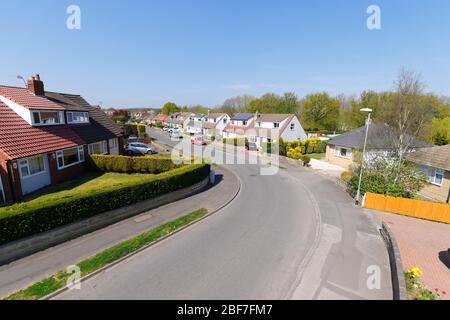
(55, 129, 392, 300)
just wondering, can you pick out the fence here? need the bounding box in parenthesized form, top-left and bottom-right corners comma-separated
(363, 192, 450, 224)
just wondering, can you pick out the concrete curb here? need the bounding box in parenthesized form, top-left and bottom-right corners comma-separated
(380, 222, 408, 300)
(42, 165, 241, 300)
(0, 176, 210, 266)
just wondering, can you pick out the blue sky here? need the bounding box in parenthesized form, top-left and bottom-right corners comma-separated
(1, 0, 449, 108)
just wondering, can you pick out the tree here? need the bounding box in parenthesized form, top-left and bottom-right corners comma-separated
(112, 109, 130, 124)
(348, 152, 427, 198)
(377, 68, 437, 185)
(249, 93, 281, 113)
(221, 95, 255, 114)
(430, 117, 450, 145)
(301, 92, 340, 131)
(277, 92, 299, 114)
(342, 91, 381, 130)
(161, 102, 180, 115)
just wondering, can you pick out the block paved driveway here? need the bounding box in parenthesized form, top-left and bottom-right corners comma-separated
(375, 211, 450, 299)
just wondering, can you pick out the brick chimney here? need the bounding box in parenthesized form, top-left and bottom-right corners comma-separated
(27, 74, 45, 96)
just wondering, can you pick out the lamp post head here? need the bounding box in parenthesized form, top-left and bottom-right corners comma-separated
(360, 108, 373, 113)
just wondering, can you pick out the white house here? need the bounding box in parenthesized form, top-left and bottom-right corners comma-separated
(223, 113, 255, 139)
(185, 114, 205, 134)
(247, 113, 307, 148)
(202, 113, 230, 138)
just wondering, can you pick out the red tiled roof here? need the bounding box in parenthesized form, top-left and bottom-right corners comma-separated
(0, 103, 84, 160)
(223, 124, 249, 133)
(154, 115, 170, 121)
(0, 85, 65, 110)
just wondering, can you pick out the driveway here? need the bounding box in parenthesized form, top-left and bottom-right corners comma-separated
(55, 133, 392, 300)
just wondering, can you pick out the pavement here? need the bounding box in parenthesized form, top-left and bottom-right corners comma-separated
(375, 211, 450, 299)
(309, 159, 346, 179)
(0, 166, 239, 298)
(53, 128, 392, 300)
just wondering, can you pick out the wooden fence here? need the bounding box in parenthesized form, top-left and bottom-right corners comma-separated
(363, 192, 450, 224)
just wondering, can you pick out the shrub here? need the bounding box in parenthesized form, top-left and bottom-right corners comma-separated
(88, 154, 180, 174)
(340, 171, 352, 183)
(0, 164, 211, 245)
(137, 124, 146, 140)
(287, 146, 302, 159)
(300, 155, 311, 166)
(222, 137, 248, 146)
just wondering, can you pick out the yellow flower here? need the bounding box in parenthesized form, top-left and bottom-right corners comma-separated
(410, 267, 423, 278)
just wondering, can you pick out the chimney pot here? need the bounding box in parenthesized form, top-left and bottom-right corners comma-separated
(27, 74, 45, 96)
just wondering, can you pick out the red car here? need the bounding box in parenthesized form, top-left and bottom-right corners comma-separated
(191, 135, 207, 145)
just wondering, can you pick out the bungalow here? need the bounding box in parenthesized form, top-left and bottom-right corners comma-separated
(0, 74, 123, 204)
(326, 124, 431, 170)
(247, 113, 307, 149)
(223, 113, 255, 139)
(406, 144, 450, 204)
(152, 115, 170, 126)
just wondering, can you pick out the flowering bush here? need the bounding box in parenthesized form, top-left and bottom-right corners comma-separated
(404, 267, 446, 300)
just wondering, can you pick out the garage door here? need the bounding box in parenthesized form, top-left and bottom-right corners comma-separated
(19, 155, 51, 195)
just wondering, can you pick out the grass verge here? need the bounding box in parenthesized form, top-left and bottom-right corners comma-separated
(3, 208, 208, 300)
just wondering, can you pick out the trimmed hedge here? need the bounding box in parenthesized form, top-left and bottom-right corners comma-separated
(222, 137, 248, 146)
(0, 164, 210, 245)
(87, 154, 180, 174)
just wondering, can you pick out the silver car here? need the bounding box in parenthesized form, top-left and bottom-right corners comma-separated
(125, 142, 157, 156)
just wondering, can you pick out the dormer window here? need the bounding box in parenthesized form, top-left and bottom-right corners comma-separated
(67, 111, 89, 124)
(32, 111, 64, 126)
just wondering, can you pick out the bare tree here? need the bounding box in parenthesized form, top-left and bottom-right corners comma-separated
(378, 68, 433, 184)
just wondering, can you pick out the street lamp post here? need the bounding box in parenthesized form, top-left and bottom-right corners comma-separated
(355, 108, 372, 205)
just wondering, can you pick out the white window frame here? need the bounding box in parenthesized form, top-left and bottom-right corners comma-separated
(335, 146, 352, 159)
(32, 111, 64, 126)
(67, 111, 89, 124)
(88, 141, 108, 155)
(56, 146, 85, 170)
(427, 168, 444, 186)
(18, 155, 47, 179)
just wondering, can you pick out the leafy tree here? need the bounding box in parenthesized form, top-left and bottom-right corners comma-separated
(161, 102, 180, 115)
(342, 91, 381, 130)
(301, 92, 340, 131)
(112, 110, 130, 124)
(277, 92, 299, 114)
(221, 95, 255, 114)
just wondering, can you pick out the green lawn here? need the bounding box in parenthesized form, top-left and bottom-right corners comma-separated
(307, 153, 325, 160)
(0, 172, 157, 216)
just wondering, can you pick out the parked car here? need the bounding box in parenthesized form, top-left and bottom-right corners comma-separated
(191, 135, 207, 145)
(125, 142, 158, 156)
(170, 130, 183, 139)
(245, 142, 258, 151)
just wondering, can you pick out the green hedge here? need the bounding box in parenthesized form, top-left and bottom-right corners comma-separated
(0, 164, 210, 245)
(222, 137, 248, 146)
(87, 154, 180, 174)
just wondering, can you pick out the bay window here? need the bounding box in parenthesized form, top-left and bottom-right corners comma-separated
(56, 146, 85, 169)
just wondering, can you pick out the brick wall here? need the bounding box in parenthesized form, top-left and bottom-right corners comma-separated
(47, 147, 88, 186)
